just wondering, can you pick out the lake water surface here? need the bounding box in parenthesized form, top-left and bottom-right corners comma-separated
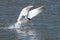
(0, 0, 60, 40)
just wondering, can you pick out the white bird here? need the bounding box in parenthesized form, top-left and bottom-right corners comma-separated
(15, 5, 34, 28)
(15, 6, 45, 29)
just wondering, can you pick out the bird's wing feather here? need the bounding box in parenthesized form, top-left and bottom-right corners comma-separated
(28, 9, 43, 19)
(17, 5, 33, 22)
(17, 8, 28, 22)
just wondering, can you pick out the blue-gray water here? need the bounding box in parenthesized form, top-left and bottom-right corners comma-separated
(0, 0, 60, 40)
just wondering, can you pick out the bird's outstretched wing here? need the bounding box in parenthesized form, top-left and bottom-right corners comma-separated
(28, 6, 44, 19)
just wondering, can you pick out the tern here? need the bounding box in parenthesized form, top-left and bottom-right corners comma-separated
(15, 5, 45, 29)
(15, 5, 34, 28)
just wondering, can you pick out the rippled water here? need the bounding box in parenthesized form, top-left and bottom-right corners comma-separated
(0, 0, 60, 40)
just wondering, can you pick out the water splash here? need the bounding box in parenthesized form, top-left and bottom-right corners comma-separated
(0, 17, 39, 40)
